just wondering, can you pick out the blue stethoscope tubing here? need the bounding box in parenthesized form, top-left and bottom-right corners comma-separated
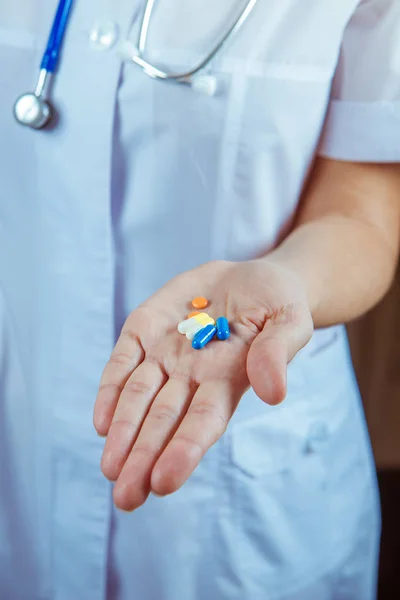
(41, 0, 74, 73)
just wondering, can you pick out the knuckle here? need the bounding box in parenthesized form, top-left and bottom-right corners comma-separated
(144, 354, 162, 367)
(189, 402, 228, 432)
(173, 434, 203, 456)
(132, 443, 160, 459)
(124, 380, 153, 396)
(98, 382, 123, 396)
(148, 404, 180, 425)
(170, 369, 198, 387)
(111, 418, 141, 432)
(109, 353, 136, 368)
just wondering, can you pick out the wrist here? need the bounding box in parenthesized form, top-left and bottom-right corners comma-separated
(262, 213, 397, 328)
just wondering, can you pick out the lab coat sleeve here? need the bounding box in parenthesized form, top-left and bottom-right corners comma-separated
(318, 0, 400, 162)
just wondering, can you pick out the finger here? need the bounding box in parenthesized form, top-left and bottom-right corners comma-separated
(113, 377, 196, 511)
(94, 330, 145, 436)
(246, 303, 313, 405)
(151, 379, 240, 497)
(101, 359, 166, 481)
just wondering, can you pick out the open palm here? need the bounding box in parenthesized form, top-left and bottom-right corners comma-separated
(93, 259, 313, 511)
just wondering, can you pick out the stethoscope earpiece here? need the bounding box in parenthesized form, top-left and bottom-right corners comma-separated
(14, 93, 52, 130)
(190, 75, 219, 97)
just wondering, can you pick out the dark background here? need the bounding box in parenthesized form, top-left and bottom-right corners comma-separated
(377, 472, 400, 598)
(348, 263, 400, 599)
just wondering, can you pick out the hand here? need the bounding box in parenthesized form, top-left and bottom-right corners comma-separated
(93, 259, 313, 511)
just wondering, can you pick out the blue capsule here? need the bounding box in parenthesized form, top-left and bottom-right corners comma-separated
(192, 324, 217, 350)
(216, 317, 230, 341)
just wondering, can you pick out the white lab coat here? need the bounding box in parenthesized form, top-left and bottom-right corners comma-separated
(0, 1, 399, 598)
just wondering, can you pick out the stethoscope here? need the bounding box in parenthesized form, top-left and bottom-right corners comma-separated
(13, 0, 259, 130)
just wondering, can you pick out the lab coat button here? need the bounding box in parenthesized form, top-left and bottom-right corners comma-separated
(89, 21, 119, 51)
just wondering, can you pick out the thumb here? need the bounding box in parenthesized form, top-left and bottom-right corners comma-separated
(246, 304, 313, 405)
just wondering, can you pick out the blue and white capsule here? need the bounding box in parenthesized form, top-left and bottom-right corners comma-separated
(216, 317, 230, 341)
(192, 324, 217, 350)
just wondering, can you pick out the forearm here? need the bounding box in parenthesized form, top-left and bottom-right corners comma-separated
(264, 158, 400, 329)
(267, 214, 398, 328)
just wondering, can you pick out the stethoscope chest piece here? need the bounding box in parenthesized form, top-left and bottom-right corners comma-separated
(13, 0, 73, 130)
(14, 93, 52, 130)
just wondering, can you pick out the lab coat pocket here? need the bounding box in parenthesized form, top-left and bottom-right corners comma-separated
(219, 382, 370, 592)
(227, 400, 329, 515)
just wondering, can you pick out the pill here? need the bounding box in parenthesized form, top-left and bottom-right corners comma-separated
(192, 324, 217, 350)
(216, 317, 230, 341)
(177, 313, 212, 334)
(188, 311, 201, 319)
(186, 316, 215, 340)
(184, 314, 215, 337)
(192, 296, 209, 310)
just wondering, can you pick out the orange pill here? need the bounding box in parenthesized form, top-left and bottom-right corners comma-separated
(192, 297, 209, 310)
(188, 311, 201, 319)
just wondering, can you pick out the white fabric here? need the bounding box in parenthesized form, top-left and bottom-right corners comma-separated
(0, 1, 392, 598)
(319, 0, 400, 161)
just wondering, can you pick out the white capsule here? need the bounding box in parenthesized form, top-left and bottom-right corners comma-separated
(185, 323, 204, 341)
(177, 313, 211, 335)
(178, 317, 196, 334)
